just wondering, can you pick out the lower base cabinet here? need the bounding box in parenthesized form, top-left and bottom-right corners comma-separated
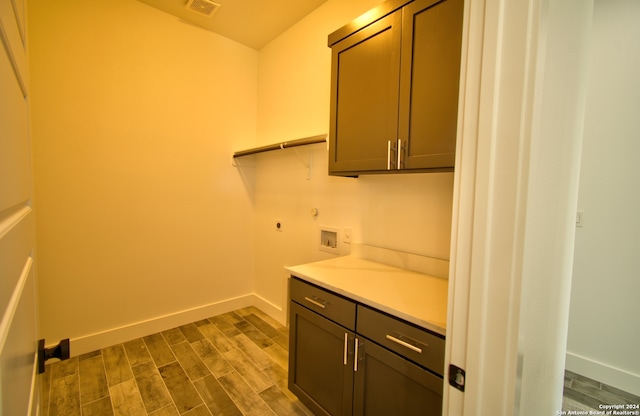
(288, 277, 443, 415)
(353, 340, 443, 415)
(289, 302, 355, 416)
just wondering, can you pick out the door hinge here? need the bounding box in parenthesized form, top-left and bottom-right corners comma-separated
(448, 364, 466, 392)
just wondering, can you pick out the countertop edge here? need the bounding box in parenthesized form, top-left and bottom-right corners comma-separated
(285, 263, 447, 337)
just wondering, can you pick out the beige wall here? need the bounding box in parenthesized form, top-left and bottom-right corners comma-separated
(28, 0, 456, 350)
(254, 0, 455, 321)
(29, 0, 258, 349)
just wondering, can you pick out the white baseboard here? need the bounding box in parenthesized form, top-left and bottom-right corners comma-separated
(67, 294, 256, 357)
(252, 293, 286, 326)
(566, 351, 640, 396)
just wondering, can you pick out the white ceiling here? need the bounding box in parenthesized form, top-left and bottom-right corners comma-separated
(137, 0, 328, 50)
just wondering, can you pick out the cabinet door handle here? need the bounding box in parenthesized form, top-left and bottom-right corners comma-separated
(397, 139, 402, 169)
(385, 334, 423, 353)
(304, 296, 326, 309)
(387, 140, 392, 170)
(343, 333, 348, 365)
(354, 338, 360, 372)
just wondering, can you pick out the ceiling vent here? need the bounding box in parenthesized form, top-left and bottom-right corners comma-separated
(185, 0, 221, 18)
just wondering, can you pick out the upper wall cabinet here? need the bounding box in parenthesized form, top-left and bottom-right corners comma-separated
(328, 0, 464, 176)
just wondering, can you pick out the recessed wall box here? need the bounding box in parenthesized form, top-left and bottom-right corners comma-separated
(319, 226, 340, 254)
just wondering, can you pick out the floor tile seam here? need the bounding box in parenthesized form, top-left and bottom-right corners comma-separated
(64, 357, 82, 414)
(121, 361, 156, 415)
(169, 339, 214, 377)
(78, 394, 114, 410)
(107, 343, 135, 384)
(172, 356, 217, 391)
(262, 342, 289, 371)
(567, 383, 635, 404)
(242, 315, 281, 341)
(186, 375, 216, 416)
(213, 369, 236, 380)
(178, 323, 206, 345)
(256, 387, 287, 416)
(239, 314, 289, 348)
(565, 370, 639, 404)
(599, 383, 640, 402)
(153, 357, 180, 372)
(159, 331, 180, 362)
(187, 335, 230, 366)
(248, 309, 287, 334)
(562, 396, 599, 412)
(213, 370, 245, 414)
(229, 333, 277, 371)
(194, 330, 233, 360)
(149, 403, 179, 416)
(213, 317, 282, 388)
(190, 321, 238, 372)
(228, 317, 280, 359)
(221, 344, 270, 383)
(185, 367, 218, 385)
(158, 353, 209, 414)
(216, 369, 275, 416)
(122, 337, 154, 369)
(572, 377, 603, 391)
(233, 347, 277, 395)
(92, 347, 119, 414)
(41, 365, 53, 416)
(141, 333, 178, 368)
(132, 349, 176, 415)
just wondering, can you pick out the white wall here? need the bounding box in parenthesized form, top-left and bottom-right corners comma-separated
(28, 0, 258, 353)
(253, 0, 455, 322)
(567, 0, 640, 395)
(28, 0, 458, 354)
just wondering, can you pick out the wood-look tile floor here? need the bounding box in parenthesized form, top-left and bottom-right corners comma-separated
(39, 307, 313, 416)
(40, 305, 640, 415)
(562, 370, 640, 413)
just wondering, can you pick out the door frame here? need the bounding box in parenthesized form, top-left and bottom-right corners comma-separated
(444, 0, 594, 414)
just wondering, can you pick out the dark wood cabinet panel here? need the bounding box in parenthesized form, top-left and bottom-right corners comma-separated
(288, 277, 445, 415)
(328, 0, 464, 176)
(357, 305, 445, 376)
(288, 301, 355, 416)
(400, 0, 464, 170)
(329, 12, 402, 174)
(353, 339, 443, 416)
(290, 276, 357, 330)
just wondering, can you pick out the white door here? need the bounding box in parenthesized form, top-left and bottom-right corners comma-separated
(0, 0, 40, 414)
(443, 0, 593, 414)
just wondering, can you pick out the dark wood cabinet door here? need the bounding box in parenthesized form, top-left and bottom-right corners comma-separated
(353, 339, 443, 416)
(399, 0, 464, 170)
(329, 11, 402, 175)
(288, 301, 355, 416)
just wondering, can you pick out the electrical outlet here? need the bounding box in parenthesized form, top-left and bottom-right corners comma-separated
(343, 227, 352, 243)
(576, 211, 584, 227)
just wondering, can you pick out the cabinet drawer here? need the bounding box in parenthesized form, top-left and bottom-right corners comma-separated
(356, 305, 445, 375)
(290, 277, 356, 331)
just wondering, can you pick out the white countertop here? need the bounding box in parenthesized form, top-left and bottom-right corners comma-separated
(285, 255, 448, 336)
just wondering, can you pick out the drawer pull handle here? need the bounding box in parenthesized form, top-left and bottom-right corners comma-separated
(304, 296, 326, 309)
(343, 333, 348, 365)
(385, 334, 423, 354)
(354, 338, 360, 372)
